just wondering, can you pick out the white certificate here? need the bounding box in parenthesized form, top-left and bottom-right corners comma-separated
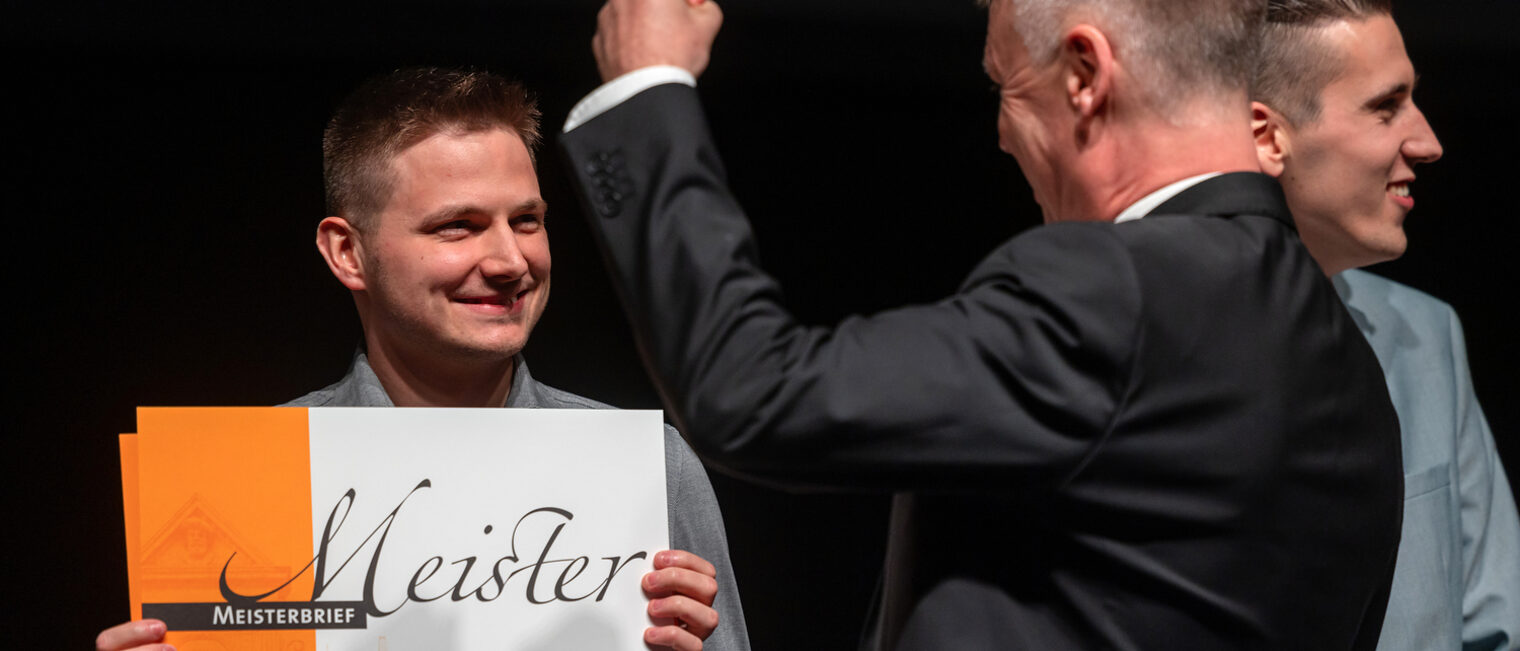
(122, 406, 670, 651)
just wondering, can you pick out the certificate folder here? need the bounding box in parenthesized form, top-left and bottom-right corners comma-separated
(119, 407, 669, 650)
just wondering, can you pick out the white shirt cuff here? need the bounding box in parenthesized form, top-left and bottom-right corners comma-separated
(562, 66, 697, 133)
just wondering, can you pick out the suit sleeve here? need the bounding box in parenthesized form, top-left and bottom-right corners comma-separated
(1447, 310, 1520, 651)
(562, 83, 1140, 492)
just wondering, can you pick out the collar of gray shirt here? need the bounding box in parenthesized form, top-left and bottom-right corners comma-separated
(289, 349, 554, 408)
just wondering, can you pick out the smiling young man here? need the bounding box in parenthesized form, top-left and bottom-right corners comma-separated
(1252, 2, 1520, 649)
(96, 67, 749, 651)
(316, 108, 552, 410)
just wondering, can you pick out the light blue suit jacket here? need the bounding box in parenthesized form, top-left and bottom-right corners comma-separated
(1336, 270, 1519, 651)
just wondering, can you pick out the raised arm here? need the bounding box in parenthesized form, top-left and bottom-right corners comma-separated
(565, 0, 1139, 492)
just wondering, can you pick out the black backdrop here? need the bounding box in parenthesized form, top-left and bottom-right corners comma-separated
(7, 1, 1516, 648)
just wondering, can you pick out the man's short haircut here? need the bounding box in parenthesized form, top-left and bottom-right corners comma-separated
(1253, 0, 1393, 126)
(981, 0, 1267, 117)
(323, 67, 542, 229)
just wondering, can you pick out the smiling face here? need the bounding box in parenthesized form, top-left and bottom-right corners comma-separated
(356, 127, 550, 365)
(1276, 14, 1442, 274)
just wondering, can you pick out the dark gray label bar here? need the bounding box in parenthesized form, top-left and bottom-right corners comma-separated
(143, 602, 368, 631)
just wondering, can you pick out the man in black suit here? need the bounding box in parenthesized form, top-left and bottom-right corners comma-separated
(562, 0, 1404, 648)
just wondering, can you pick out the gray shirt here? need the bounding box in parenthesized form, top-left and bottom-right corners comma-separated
(286, 350, 751, 651)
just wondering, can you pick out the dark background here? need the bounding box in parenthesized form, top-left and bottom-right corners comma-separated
(6, 1, 1516, 648)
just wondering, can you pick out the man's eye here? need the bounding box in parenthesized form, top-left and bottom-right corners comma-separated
(436, 220, 473, 233)
(513, 215, 545, 231)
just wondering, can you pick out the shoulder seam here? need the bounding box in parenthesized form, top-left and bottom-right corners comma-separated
(535, 383, 614, 410)
(665, 425, 686, 506)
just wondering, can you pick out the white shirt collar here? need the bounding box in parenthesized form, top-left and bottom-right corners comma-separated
(1112, 172, 1223, 223)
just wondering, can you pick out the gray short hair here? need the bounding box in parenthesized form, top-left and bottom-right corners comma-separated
(1253, 0, 1393, 126)
(982, 0, 1266, 114)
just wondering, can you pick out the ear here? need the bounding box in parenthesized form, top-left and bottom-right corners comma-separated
(316, 216, 368, 292)
(1251, 101, 1291, 178)
(1060, 24, 1114, 120)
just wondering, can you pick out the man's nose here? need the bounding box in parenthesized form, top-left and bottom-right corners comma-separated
(479, 223, 529, 280)
(1403, 104, 1443, 165)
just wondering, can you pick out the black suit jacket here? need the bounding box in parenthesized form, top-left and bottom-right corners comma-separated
(563, 83, 1404, 650)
